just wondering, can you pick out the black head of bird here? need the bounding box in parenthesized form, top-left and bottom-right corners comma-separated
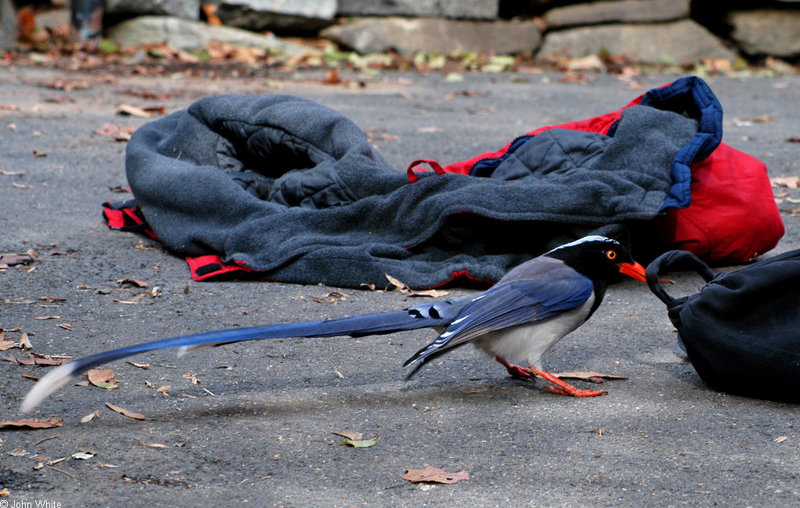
(543, 235, 647, 285)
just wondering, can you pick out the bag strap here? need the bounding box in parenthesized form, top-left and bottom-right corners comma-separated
(646, 250, 716, 308)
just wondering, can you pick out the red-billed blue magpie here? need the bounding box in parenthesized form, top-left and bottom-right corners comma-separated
(21, 235, 645, 412)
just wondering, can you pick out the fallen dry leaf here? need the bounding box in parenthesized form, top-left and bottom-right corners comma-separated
(747, 114, 773, 123)
(80, 411, 100, 424)
(322, 68, 341, 85)
(117, 104, 151, 118)
(139, 440, 168, 449)
(117, 278, 149, 288)
(409, 289, 449, 298)
(2, 353, 66, 366)
(0, 253, 35, 266)
(19, 333, 32, 349)
(774, 436, 788, 444)
(385, 274, 411, 293)
(113, 293, 147, 304)
(771, 176, 800, 189)
(554, 371, 627, 384)
(87, 369, 118, 389)
(94, 123, 135, 141)
(127, 361, 150, 369)
(0, 418, 62, 430)
(0, 488, 8, 497)
(332, 431, 363, 441)
(339, 436, 378, 448)
(402, 466, 470, 484)
(71, 451, 94, 460)
(105, 403, 146, 420)
(34, 315, 60, 320)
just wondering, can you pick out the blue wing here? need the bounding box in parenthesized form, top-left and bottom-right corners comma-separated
(403, 272, 593, 376)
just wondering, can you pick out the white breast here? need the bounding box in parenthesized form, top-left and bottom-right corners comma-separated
(473, 293, 595, 370)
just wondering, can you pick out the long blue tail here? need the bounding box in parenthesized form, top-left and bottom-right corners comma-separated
(21, 298, 468, 412)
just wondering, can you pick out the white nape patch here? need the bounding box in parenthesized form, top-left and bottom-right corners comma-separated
(473, 293, 595, 369)
(546, 235, 618, 254)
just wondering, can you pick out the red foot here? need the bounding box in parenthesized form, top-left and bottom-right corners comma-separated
(495, 356, 606, 397)
(495, 356, 535, 378)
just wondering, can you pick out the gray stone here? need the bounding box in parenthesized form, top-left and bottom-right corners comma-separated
(106, 16, 319, 56)
(728, 9, 800, 59)
(105, 0, 200, 20)
(217, 0, 336, 33)
(0, 0, 15, 51)
(544, 0, 690, 28)
(537, 19, 736, 65)
(321, 17, 541, 55)
(336, 0, 499, 20)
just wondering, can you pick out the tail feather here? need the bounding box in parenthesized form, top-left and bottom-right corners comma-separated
(21, 306, 457, 413)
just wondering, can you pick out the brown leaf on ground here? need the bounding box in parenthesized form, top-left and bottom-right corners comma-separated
(409, 289, 449, 298)
(0, 418, 62, 430)
(0, 253, 35, 266)
(138, 440, 168, 449)
(0, 340, 17, 351)
(323, 68, 341, 85)
(117, 104, 152, 118)
(105, 403, 146, 420)
(87, 369, 119, 389)
(771, 176, 800, 189)
(117, 278, 149, 288)
(554, 371, 627, 384)
(385, 274, 411, 293)
(94, 123, 135, 141)
(18, 333, 32, 349)
(332, 431, 363, 441)
(2, 353, 66, 366)
(47, 80, 90, 91)
(402, 466, 470, 484)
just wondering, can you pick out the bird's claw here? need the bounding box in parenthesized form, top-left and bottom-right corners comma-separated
(544, 385, 606, 397)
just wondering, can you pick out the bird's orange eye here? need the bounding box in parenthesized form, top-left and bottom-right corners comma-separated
(605, 250, 617, 260)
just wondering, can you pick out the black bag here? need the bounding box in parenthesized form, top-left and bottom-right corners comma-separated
(646, 249, 800, 401)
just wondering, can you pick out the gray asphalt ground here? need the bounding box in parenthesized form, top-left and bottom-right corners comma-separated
(1, 65, 799, 507)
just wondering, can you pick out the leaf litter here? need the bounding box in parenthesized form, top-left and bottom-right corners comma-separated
(402, 466, 470, 484)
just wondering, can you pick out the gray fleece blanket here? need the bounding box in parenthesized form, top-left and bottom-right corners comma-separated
(124, 94, 700, 288)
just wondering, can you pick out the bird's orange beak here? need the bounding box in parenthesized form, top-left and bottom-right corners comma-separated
(617, 261, 647, 282)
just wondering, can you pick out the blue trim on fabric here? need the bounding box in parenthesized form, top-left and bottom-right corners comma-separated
(469, 134, 534, 177)
(640, 76, 724, 210)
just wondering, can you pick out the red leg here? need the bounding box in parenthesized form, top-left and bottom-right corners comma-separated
(530, 367, 606, 397)
(495, 357, 605, 397)
(495, 356, 536, 378)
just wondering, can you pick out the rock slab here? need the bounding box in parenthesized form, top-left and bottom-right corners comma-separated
(538, 19, 737, 64)
(544, 0, 690, 28)
(322, 17, 541, 55)
(217, 0, 337, 33)
(336, 0, 499, 20)
(105, 0, 200, 20)
(107, 15, 317, 56)
(728, 9, 800, 59)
